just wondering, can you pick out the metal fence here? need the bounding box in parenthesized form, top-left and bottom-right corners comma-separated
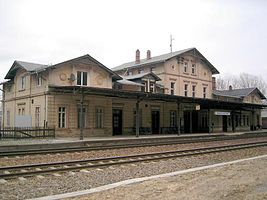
(0, 127, 55, 140)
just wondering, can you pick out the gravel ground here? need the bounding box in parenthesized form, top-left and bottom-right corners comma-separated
(0, 147, 266, 200)
(0, 137, 266, 167)
(72, 155, 267, 200)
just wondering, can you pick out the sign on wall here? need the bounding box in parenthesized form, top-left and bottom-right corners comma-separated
(214, 111, 231, 116)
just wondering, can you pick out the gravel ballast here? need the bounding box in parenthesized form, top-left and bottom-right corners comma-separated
(1, 137, 266, 167)
(0, 146, 266, 200)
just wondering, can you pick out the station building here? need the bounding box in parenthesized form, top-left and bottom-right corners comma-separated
(1, 48, 266, 137)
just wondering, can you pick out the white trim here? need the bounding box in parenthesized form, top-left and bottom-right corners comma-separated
(31, 154, 267, 200)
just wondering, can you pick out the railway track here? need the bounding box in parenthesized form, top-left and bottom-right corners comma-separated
(1, 133, 267, 157)
(0, 141, 266, 180)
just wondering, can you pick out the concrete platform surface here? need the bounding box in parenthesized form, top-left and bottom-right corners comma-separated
(1, 130, 266, 147)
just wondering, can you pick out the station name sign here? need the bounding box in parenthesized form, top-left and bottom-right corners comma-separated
(214, 111, 231, 116)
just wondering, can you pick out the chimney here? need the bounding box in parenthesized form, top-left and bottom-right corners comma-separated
(147, 50, 151, 60)
(135, 49, 140, 63)
(212, 77, 216, 90)
(229, 85, 233, 90)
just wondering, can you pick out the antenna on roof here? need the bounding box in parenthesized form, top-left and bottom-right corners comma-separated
(170, 34, 174, 53)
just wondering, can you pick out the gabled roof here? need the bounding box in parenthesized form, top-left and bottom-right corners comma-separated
(213, 87, 266, 99)
(112, 47, 219, 74)
(117, 79, 144, 86)
(5, 61, 48, 79)
(4, 54, 122, 80)
(121, 72, 161, 81)
(49, 54, 122, 81)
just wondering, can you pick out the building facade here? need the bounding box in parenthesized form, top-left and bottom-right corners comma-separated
(1, 48, 266, 137)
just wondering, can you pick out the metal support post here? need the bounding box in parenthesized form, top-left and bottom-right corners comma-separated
(135, 99, 140, 137)
(79, 88, 84, 140)
(208, 109, 212, 134)
(189, 111, 192, 133)
(177, 102, 180, 135)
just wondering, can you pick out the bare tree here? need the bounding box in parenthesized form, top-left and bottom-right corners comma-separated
(215, 73, 267, 95)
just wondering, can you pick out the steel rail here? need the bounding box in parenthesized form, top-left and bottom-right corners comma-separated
(0, 141, 266, 180)
(1, 133, 267, 157)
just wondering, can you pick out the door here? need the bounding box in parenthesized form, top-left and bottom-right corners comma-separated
(113, 109, 122, 135)
(223, 115, 227, 132)
(184, 111, 190, 133)
(151, 110, 160, 134)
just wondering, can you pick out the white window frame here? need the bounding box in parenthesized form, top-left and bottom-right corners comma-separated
(58, 107, 66, 128)
(77, 71, 88, 86)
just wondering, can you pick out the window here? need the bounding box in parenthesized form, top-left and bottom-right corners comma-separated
(37, 76, 42, 86)
(192, 64, 196, 74)
(77, 71, 88, 86)
(201, 114, 208, 128)
(192, 85, 196, 98)
(78, 107, 86, 128)
(6, 110, 10, 126)
(18, 108, 21, 115)
(128, 71, 133, 75)
(184, 84, 188, 97)
(22, 108, 25, 115)
(170, 111, 177, 127)
(247, 116, 249, 126)
(21, 76, 26, 90)
(170, 82, 175, 95)
(58, 107, 66, 128)
(138, 68, 144, 74)
(150, 82, 154, 93)
(96, 108, 104, 128)
(35, 107, 40, 127)
(203, 87, 207, 98)
(184, 62, 188, 73)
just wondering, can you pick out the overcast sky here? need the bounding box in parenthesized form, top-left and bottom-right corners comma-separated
(0, 0, 266, 81)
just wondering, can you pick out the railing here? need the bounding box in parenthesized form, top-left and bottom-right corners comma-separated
(0, 127, 55, 140)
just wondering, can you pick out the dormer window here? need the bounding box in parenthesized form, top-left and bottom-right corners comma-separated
(128, 71, 133, 76)
(184, 62, 188, 73)
(77, 71, 87, 86)
(138, 68, 144, 74)
(150, 82, 154, 93)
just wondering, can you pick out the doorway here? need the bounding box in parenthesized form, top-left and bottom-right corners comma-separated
(151, 110, 160, 134)
(113, 109, 122, 135)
